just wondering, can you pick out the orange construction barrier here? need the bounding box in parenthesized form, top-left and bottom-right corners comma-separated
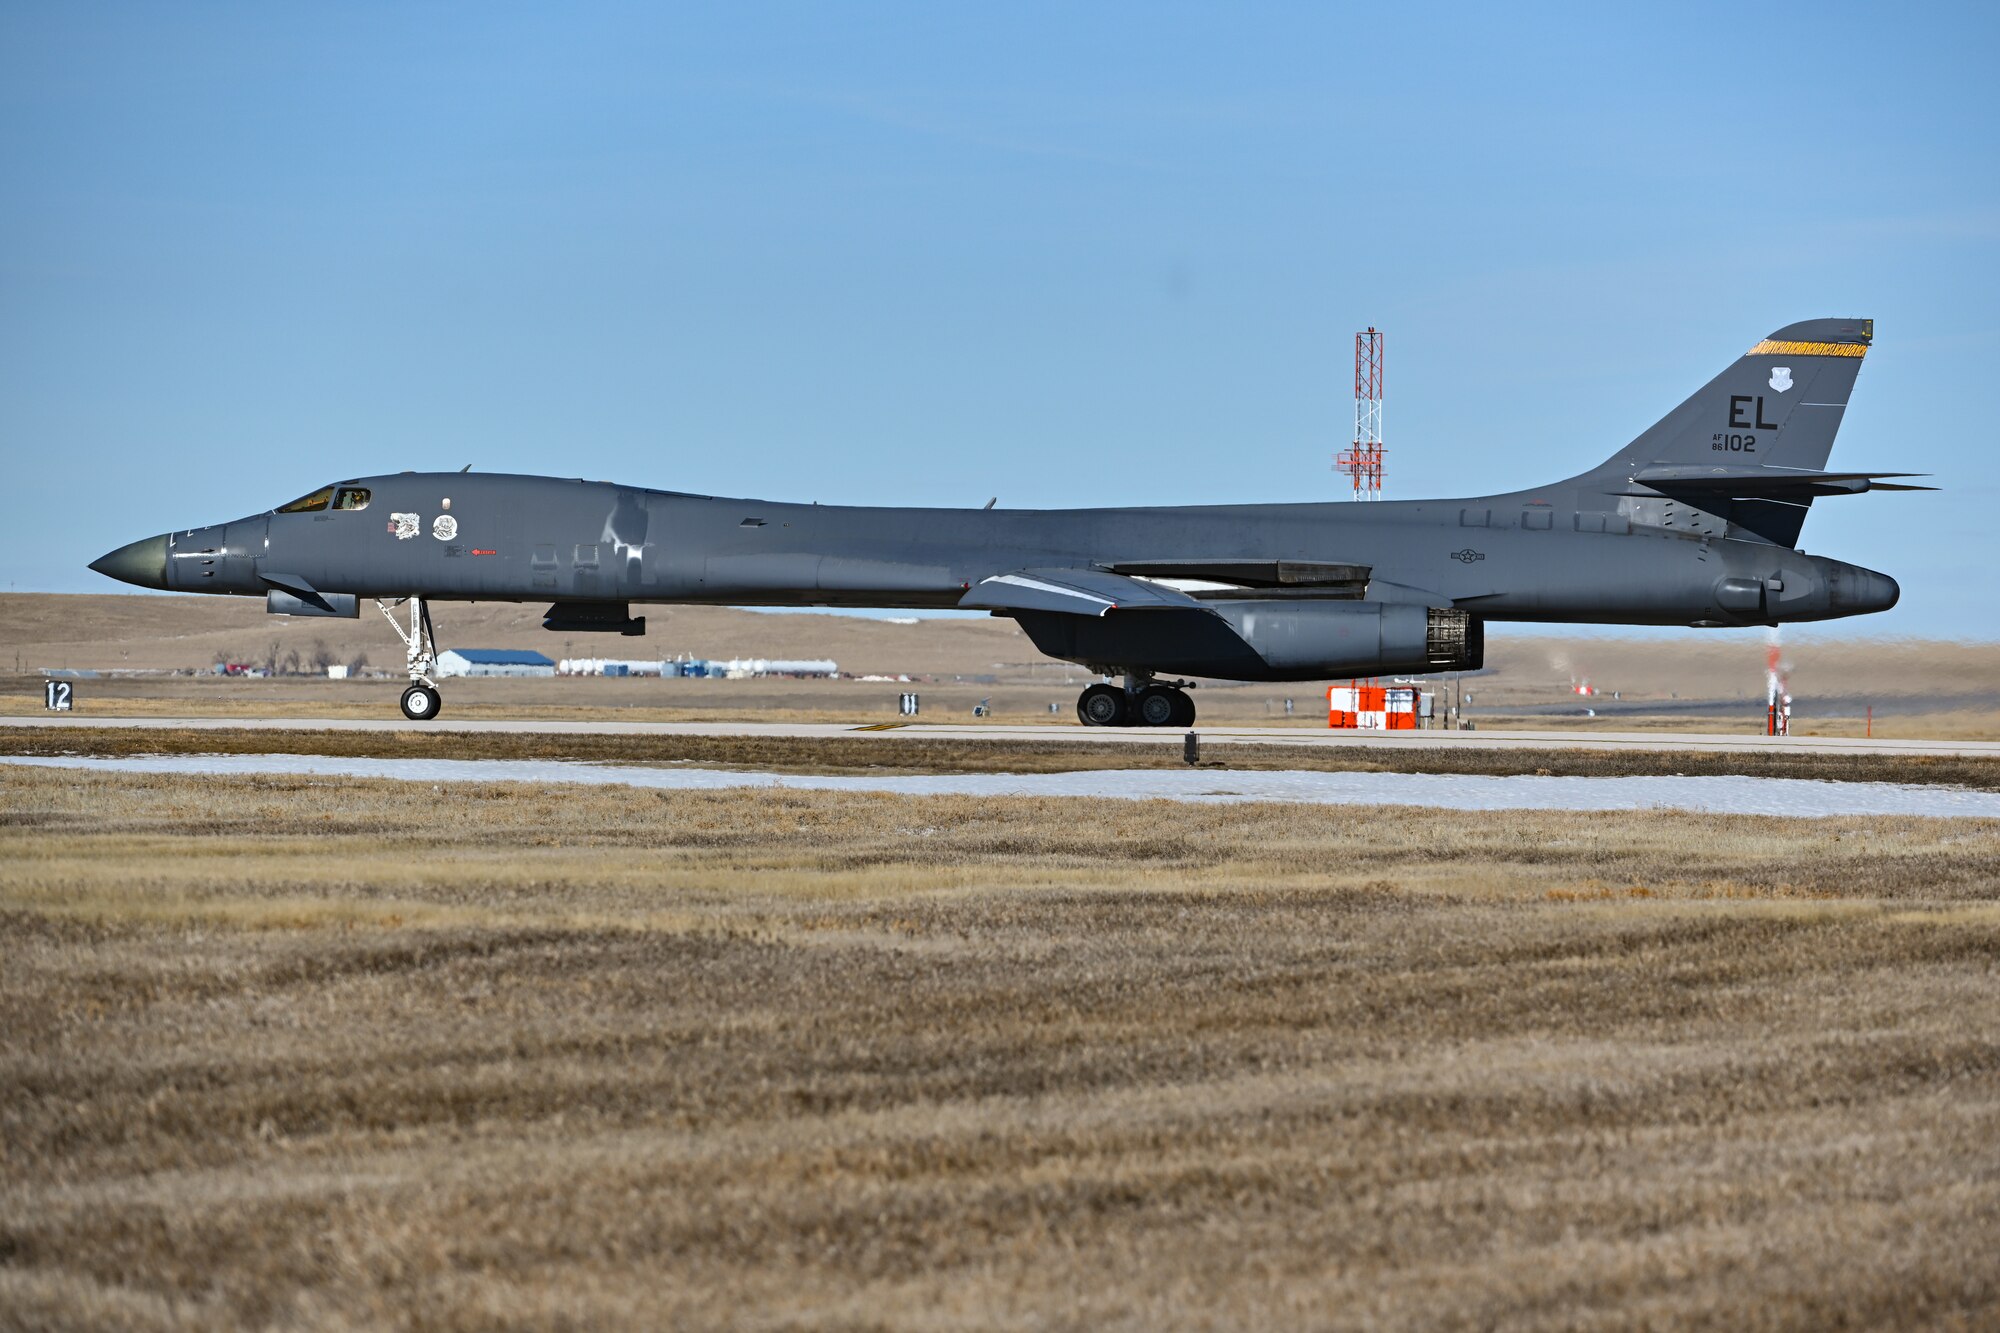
(1328, 684, 1418, 730)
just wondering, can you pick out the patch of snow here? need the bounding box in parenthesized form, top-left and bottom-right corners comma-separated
(6, 754, 2000, 819)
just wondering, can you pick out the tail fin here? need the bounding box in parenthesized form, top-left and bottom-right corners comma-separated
(1581, 318, 1874, 546)
(1618, 317, 1871, 471)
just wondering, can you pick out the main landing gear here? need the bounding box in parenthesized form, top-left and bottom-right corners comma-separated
(377, 596, 444, 722)
(1077, 674, 1196, 728)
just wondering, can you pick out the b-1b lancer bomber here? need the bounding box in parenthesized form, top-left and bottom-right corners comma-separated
(92, 317, 1918, 724)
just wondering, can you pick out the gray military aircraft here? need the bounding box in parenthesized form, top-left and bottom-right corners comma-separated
(91, 317, 1916, 724)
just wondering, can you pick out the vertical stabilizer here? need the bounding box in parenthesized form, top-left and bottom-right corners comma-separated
(1578, 318, 1873, 546)
(1612, 317, 1870, 472)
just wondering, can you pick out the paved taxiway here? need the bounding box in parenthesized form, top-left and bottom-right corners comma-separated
(12, 715, 1999, 758)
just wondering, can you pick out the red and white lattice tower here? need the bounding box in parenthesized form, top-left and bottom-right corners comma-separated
(1335, 327, 1385, 499)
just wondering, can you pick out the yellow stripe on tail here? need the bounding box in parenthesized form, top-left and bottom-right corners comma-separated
(1745, 339, 1867, 357)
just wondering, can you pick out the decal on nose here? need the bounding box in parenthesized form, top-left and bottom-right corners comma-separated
(88, 534, 169, 590)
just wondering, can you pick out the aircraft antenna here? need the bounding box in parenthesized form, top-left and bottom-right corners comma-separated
(1335, 327, 1385, 500)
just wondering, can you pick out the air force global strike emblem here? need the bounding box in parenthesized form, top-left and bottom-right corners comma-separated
(1451, 548, 1486, 564)
(1769, 366, 1793, 392)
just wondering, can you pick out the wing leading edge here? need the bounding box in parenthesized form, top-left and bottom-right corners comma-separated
(961, 558, 1380, 618)
(959, 568, 1204, 618)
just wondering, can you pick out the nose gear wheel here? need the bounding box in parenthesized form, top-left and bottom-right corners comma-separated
(399, 684, 442, 721)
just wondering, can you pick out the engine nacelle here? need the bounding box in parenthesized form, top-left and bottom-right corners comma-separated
(1211, 601, 1482, 678)
(1011, 602, 1482, 682)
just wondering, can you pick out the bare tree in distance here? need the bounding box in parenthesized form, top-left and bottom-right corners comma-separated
(310, 638, 336, 673)
(347, 651, 370, 676)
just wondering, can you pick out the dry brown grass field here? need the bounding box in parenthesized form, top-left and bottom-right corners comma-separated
(5, 766, 2000, 1329)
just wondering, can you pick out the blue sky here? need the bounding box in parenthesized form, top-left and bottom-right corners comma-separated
(4, 2, 1996, 637)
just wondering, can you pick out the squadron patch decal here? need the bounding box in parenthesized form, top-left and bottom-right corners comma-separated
(388, 513, 419, 540)
(432, 514, 459, 542)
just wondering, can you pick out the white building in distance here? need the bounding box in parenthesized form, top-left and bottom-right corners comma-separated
(435, 649, 556, 678)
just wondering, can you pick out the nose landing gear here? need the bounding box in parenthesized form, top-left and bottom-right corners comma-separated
(378, 596, 444, 722)
(1076, 674, 1196, 727)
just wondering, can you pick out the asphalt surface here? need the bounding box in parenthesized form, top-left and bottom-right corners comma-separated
(10, 715, 1999, 757)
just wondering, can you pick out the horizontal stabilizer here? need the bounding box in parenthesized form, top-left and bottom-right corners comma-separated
(1629, 465, 1936, 498)
(960, 568, 1206, 618)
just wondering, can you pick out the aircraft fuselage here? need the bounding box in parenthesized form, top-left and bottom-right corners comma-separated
(124, 472, 1892, 629)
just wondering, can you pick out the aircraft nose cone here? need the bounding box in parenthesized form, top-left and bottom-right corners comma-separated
(88, 534, 169, 590)
(1861, 569, 1901, 613)
(1826, 562, 1899, 615)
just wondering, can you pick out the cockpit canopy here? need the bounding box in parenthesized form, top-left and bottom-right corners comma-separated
(276, 484, 371, 514)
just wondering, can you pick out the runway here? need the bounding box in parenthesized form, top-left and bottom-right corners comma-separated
(11, 714, 2000, 758)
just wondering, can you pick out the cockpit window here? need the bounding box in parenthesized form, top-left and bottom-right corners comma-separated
(276, 486, 335, 514)
(332, 487, 371, 511)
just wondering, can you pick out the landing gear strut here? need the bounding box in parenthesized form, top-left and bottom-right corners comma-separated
(1076, 674, 1196, 728)
(377, 596, 443, 722)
